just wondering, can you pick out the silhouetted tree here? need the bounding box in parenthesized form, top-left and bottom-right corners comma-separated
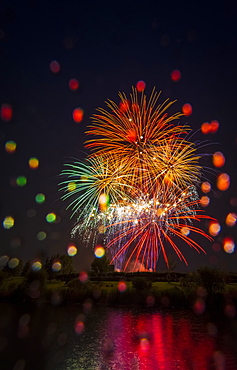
(59, 255, 74, 275)
(91, 254, 110, 277)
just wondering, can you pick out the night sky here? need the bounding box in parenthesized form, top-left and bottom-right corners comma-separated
(1, 0, 237, 272)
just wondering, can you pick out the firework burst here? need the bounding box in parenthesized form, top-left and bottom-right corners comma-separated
(60, 87, 214, 271)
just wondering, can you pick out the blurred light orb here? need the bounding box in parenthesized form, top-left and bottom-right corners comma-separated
(226, 213, 237, 227)
(1, 104, 12, 121)
(46, 213, 56, 223)
(37, 231, 46, 241)
(73, 107, 84, 122)
(182, 103, 192, 116)
(35, 193, 45, 204)
(99, 193, 109, 211)
(29, 157, 39, 169)
(50, 60, 60, 73)
(69, 78, 79, 91)
(0, 255, 9, 267)
(140, 337, 149, 351)
(67, 244, 77, 256)
(75, 321, 84, 335)
(201, 120, 219, 134)
(8, 258, 19, 269)
(201, 181, 211, 193)
(3, 216, 14, 229)
(16, 176, 27, 187)
(32, 261, 42, 271)
(210, 120, 219, 133)
(217, 173, 230, 191)
(68, 182, 76, 192)
(5, 141, 16, 153)
(223, 237, 235, 254)
(79, 271, 88, 283)
(52, 261, 62, 272)
(136, 80, 146, 92)
(94, 246, 105, 258)
(170, 69, 181, 82)
(200, 196, 210, 207)
(99, 193, 109, 206)
(208, 222, 221, 237)
(118, 281, 127, 292)
(201, 122, 210, 134)
(212, 152, 225, 168)
(181, 226, 190, 236)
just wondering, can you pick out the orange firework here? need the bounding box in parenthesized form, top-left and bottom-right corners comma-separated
(85, 87, 189, 191)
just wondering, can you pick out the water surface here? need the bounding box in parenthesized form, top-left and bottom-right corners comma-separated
(0, 302, 237, 369)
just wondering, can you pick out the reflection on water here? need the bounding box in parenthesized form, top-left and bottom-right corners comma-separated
(0, 302, 237, 370)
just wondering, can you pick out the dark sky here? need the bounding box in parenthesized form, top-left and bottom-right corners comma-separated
(0, 0, 237, 272)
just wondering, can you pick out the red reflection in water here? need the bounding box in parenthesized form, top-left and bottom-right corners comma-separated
(101, 311, 218, 369)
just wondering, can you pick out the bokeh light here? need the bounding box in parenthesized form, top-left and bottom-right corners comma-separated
(140, 337, 149, 351)
(208, 221, 221, 237)
(46, 213, 56, 223)
(29, 157, 39, 169)
(94, 245, 105, 258)
(1, 104, 12, 121)
(75, 321, 84, 335)
(226, 213, 237, 227)
(16, 176, 27, 187)
(37, 231, 46, 241)
(68, 182, 76, 192)
(182, 103, 192, 116)
(212, 152, 225, 168)
(223, 237, 235, 254)
(79, 271, 88, 283)
(35, 193, 45, 204)
(52, 261, 62, 272)
(181, 226, 190, 236)
(67, 244, 77, 256)
(200, 196, 210, 207)
(201, 122, 210, 134)
(3, 216, 14, 229)
(201, 121, 219, 134)
(49, 60, 60, 73)
(217, 173, 230, 191)
(5, 140, 16, 153)
(201, 181, 211, 193)
(209, 120, 219, 133)
(32, 261, 42, 271)
(118, 281, 127, 292)
(99, 193, 109, 211)
(69, 78, 79, 91)
(170, 69, 181, 82)
(73, 107, 84, 122)
(8, 258, 19, 269)
(0, 255, 9, 267)
(193, 297, 205, 315)
(136, 80, 146, 92)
